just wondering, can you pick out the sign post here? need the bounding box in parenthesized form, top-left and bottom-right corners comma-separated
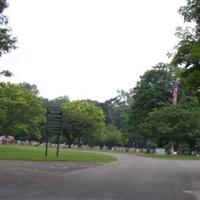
(45, 107, 62, 157)
(56, 132, 60, 157)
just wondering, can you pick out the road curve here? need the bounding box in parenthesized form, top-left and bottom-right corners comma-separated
(1, 152, 200, 200)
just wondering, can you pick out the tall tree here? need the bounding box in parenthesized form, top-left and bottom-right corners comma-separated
(99, 90, 131, 132)
(128, 63, 178, 147)
(41, 95, 69, 109)
(102, 124, 123, 148)
(140, 104, 200, 151)
(62, 101, 105, 147)
(0, 1, 16, 56)
(0, 83, 46, 140)
(0, 0, 16, 81)
(172, 0, 200, 100)
(19, 82, 39, 95)
(129, 64, 176, 130)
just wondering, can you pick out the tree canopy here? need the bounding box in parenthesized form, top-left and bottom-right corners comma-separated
(0, 0, 16, 83)
(129, 63, 176, 132)
(172, 0, 200, 100)
(0, 0, 200, 152)
(99, 90, 131, 132)
(62, 101, 105, 147)
(0, 83, 46, 140)
(140, 105, 200, 151)
(0, 0, 16, 57)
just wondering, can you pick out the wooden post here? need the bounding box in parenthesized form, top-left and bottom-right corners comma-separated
(45, 131, 48, 157)
(56, 133, 60, 157)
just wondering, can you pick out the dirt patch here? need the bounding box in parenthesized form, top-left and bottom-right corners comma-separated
(0, 160, 100, 189)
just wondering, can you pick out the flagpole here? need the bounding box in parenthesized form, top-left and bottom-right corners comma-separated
(171, 78, 179, 155)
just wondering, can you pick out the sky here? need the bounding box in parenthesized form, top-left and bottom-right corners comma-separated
(0, 0, 187, 102)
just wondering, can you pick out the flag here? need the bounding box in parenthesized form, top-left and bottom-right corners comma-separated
(172, 80, 178, 106)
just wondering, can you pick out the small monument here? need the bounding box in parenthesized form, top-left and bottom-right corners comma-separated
(0, 135, 15, 144)
(155, 148, 166, 155)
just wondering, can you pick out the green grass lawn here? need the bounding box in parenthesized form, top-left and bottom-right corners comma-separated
(133, 152, 200, 160)
(0, 145, 117, 163)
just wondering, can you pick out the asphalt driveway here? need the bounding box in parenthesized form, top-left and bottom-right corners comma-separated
(1, 153, 200, 200)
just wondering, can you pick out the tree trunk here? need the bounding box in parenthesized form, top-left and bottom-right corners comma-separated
(68, 143, 72, 148)
(174, 141, 179, 152)
(65, 135, 74, 148)
(158, 140, 169, 148)
(189, 141, 196, 155)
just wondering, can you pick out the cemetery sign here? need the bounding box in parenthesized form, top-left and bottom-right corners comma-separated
(45, 107, 63, 157)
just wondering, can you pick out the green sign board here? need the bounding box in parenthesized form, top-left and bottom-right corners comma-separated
(45, 107, 63, 157)
(46, 107, 62, 133)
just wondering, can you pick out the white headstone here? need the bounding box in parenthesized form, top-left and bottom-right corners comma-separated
(155, 148, 166, 155)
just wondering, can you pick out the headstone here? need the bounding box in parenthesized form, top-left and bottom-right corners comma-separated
(95, 146, 100, 150)
(24, 140, 29, 145)
(129, 148, 135, 152)
(150, 149, 155, 154)
(31, 141, 40, 146)
(155, 148, 166, 155)
(51, 144, 56, 148)
(17, 140, 22, 145)
(0, 135, 15, 144)
(136, 149, 141, 153)
(40, 143, 46, 147)
(191, 151, 197, 156)
(103, 145, 108, 150)
(60, 143, 66, 148)
(142, 148, 147, 153)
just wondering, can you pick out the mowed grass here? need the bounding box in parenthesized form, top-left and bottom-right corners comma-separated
(0, 145, 117, 163)
(134, 153, 200, 160)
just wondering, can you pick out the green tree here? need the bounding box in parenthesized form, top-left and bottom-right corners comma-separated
(102, 124, 123, 148)
(129, 63, 176, 133)
(19, 82, 39, 95)
(140, 105, 200, 151)
(99, 90, 131, 132)
(172, 0, 200, 100)
(0, 83, 46, 140)
(0, 1, 16, 56)
(0, 0, 16, 82)
(50, 96, 69, 108)
(62, 101, 105, 147)
(41, 95, 69, 109)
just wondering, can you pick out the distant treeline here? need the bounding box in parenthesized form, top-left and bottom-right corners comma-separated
(0, 0, 200, 152)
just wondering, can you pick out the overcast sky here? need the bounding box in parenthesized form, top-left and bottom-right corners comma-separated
(0, 0, 186, 102)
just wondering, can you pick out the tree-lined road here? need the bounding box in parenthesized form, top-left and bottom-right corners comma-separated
(1, 153, 200, 200)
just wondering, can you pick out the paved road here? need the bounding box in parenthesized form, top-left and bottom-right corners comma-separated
(1, 153, 200, 200)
